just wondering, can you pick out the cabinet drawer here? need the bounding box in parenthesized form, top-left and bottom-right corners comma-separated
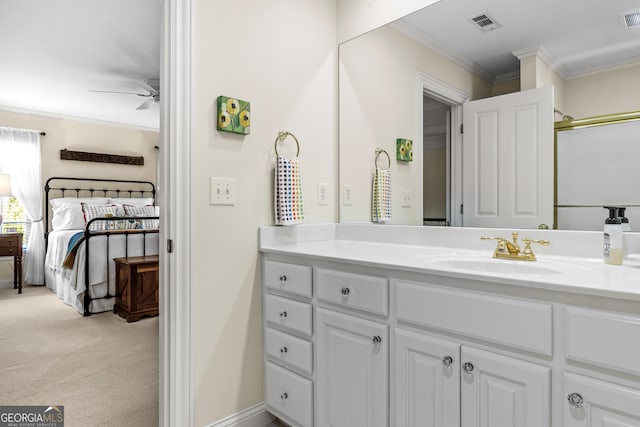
(264, 294, 312, 336)
(396, 280, 553, 356)
(0, 246, 17, 256)
(264, 260, 312, 298)
(0, 236, 19, 248)
(316, 268, 388, 316)
(565, 306, 640, 376)
(265, 328, 313, 375)
(266, 362, 313, 427)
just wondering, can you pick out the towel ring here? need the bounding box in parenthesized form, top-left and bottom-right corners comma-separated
(274, 131, 300, 157)
(375, 148, 391, 170)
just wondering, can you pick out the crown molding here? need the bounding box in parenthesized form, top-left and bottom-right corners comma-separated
(512, 45, 569, 80)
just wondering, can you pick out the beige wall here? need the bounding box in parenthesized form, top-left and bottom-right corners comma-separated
(340, 24, 492, 224)
(190, 0, 337, 424)
(0, 110, 158, 284)
(563, 63, 640, 119)
(492, 78, 520, 96)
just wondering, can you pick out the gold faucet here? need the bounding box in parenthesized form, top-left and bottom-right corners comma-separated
(481, 232, 550, 261)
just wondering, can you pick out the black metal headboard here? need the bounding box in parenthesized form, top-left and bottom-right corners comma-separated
(44, 176, 156, 239)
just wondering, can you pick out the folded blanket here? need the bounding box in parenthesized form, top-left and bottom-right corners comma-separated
(372, 168, 391, 223)
(63, 232, 85, 269)
(274, 155, 306, 225)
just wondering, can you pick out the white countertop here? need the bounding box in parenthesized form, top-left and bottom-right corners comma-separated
(260, 224, 640, 302)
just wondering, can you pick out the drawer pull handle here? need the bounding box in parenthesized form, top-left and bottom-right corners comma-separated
(279, 275, 287, 284)
(279, 311, 288, 319)
(340, 287, 351, 297)
(372, 335, 382, 346)
(567, 393, 584, 408)
(442, 355, 453, 367)
(463, 362, 474, 373)
(280, 346, 288, 354)
(280, 392, 288, 400)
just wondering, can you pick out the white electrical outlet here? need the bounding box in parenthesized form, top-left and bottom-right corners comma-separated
(343, 185, 353, 206)
(317, 183, 329, 206)
(210, 177, 236, 205)
(401, 189, 412, 207)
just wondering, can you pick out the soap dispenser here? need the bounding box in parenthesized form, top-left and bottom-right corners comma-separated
(604, 206, 623, 265)
(618, 207, 631, 232)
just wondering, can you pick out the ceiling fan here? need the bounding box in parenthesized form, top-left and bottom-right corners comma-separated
(89, 78, 160, 110)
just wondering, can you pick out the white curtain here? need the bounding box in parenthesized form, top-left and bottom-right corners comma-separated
(0, 127, 44, 285)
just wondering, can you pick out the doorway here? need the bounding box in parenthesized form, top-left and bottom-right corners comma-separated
(417, 72, 469, 227)
(422, 95, 451, 226)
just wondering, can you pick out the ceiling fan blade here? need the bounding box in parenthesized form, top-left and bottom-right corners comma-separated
(89, 89, 149, 96)
(140, 79, 159, 96)
(136, 99, 154, 110)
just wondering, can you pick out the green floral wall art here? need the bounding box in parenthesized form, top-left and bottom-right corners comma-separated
(217, 96, 250, 135)
(396, 138, 413, 162)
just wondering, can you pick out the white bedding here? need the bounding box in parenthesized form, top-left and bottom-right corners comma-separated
(45, 229, 159, 314)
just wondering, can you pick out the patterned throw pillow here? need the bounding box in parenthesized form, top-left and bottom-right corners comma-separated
(80, 203, 119, 231)
(122, 205, 159, 230)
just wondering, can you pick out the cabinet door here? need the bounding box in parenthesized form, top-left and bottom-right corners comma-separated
(564, 372, 640, 426)
(461, 346, 550, 427)
(317, 308, 388, 427)
(395, 328, 460, 427)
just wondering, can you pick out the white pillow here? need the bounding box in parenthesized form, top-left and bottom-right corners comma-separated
(50, 197, 110, 208)
(50, 198, 110, 231)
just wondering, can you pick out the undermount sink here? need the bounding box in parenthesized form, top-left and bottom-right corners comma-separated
(429, 258, 563, 275)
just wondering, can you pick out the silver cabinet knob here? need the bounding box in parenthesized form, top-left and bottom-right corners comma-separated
(279, 275, 287, 283)
(279, 311, 288, 319)
(442, 355, 453, 367)
(463, 362, 474, 373)
(372, 335, 382, 346)
(340, 287, 351, 297)
(567, 393, 584, 408)
(280, 392, 288, 400)
(280, 346, 288, 354)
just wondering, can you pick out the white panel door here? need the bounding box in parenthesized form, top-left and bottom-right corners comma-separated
(395, 328, 460, 427)
(317, 308, 388, 427)
(462, 86, 554, 228)
(461, 346, 550, 427)
(564, 372, 640, 426)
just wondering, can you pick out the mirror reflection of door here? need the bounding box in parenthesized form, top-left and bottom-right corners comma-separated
(423, 95, 451, 226)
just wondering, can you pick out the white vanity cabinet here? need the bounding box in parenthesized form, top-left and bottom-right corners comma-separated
(263, 260, 314, 427)
(261, 243, 640, 427)
(316, 308, 388, 427)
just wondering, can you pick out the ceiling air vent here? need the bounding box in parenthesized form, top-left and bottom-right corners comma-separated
(469, 12, 502, 32)
(622, 9, 640, 28)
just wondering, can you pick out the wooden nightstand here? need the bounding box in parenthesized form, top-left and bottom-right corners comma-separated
(113, 255, 159, 322)
(0, 233, 22, 294)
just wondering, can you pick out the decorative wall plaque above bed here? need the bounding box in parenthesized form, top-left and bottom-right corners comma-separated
(60, 149, 144, 166)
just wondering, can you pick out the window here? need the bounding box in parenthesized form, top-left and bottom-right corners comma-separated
(1, 196, 29, 246)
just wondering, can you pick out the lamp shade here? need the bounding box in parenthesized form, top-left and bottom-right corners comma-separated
(0, 174, 11, 197)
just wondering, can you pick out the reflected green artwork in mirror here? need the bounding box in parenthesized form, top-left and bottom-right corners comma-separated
(217, 96, 250, 135)
(396, 138, 413, 162)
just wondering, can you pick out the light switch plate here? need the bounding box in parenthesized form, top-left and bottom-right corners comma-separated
(343, 185, 353, 206)
(210, 177, 236, 205)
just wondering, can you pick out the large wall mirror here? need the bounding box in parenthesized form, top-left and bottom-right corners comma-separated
(339, 0, 640, 230)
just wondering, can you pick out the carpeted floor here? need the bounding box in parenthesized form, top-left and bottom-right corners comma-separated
(0, 285, 158, 427)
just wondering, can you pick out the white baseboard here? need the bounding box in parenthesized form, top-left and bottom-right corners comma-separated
(208, 402, 275, 427)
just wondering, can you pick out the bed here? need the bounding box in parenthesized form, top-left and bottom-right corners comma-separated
(43, 177, 160, 316)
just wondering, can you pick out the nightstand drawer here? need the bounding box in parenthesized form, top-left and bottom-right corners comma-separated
(0, 246, 18, 256)
(0, 237, 19, 248)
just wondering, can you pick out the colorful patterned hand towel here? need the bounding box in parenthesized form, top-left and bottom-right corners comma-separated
(372, 167, 391, 223)
(275, 155, 306, 225)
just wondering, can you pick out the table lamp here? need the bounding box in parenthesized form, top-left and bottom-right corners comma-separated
(0, 173, 12, 230)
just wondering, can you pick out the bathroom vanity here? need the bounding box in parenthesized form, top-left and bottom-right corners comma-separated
(260, 224, 640, 427)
